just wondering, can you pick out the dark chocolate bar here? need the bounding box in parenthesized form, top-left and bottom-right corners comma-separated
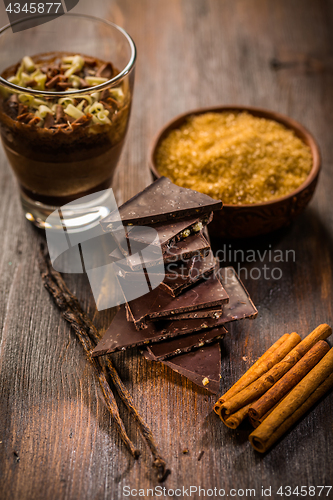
(92, 266, 257, 357)
(126, 304, 223, 322)
(216, 266, 258, 321)
(143, 343, 222, 394)
(122, 272, 229, 329)
(146, 266, 257, 360)
(144, 325, 227, 360)
(92, 305, 229, 356)
(148, 306, 223, 321)
(121, 213, 213, 255)
(100, 177, 222, 231)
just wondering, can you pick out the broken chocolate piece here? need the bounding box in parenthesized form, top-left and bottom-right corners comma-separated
(145, 266, 257, 359)
(217, 266, 257, 321)
(100, 177, 222, 231)
(155, 232, 211, 265)
(148, 306, 223, 322)
(161, 251, 216, 297)
(126, 304, 223, 329)
(92, 305, 228, 356)
(144, 326, 227, 360)
(118, 213, 213, 255)
(92, 267, 257, 357)
(115, 250, 216, 297)
(144, 343, 222, 394)
(122, 272, 229, 329)
(112, 232, 210, 272)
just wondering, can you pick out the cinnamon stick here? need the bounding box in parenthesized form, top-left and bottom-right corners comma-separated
(213, 333, 290, 414)
(223, 402, 255, 429)
(249, 340, 330, 420)
(249, 409, 271, 428)
(249, 390, 292, 428)
(217, 332, 301, 419)
(219, 325, 331, 421)
(249, 347, 333, 453)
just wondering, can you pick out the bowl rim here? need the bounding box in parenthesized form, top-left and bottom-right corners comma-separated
(149, 105, 321, 209)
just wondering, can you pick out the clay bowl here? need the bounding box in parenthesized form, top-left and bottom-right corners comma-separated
(149, 105, 321, 239)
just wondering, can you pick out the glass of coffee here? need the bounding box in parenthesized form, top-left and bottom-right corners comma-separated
(0, 14, 136, 229)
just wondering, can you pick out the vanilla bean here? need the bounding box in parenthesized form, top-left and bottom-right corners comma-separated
(103, 358, 170, 481)
(37, 245, 140, 459)
(38, 244, 170, 481)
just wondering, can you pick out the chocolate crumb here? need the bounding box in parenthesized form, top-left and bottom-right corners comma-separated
(44, 113, 55, 129)
(57, 82, 73, 90)
(79, 78, 88, 88)
(55, 104, 65, 124)
(100, 88, 110, 101)
(28, 116, 41, 127)
(71, 114, 91, 129)
(18, 103, 28, 115)
(106, 96, 119, 109)
(25, 79, 37, 88)
(84, 56, 97, 66)
(64, 114, 75, 123)
(100, 100, 115, 116)
(45, 74, 64, 89)
(96, 62, 114, 79)
(17, 112, 34, 123)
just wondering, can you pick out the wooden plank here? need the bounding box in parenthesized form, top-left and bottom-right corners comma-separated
(0, 0, 332, 498)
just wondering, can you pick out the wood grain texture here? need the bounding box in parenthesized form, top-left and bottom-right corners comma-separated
(1, 0, 333, 499)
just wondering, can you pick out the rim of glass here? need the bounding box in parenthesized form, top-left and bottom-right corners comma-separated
(0, 13, 137, 97)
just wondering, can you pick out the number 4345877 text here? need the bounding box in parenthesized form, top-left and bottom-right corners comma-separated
(6, 3, 62, 14)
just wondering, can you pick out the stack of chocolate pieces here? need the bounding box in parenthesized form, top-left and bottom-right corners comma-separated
(93, 177, 257, 394)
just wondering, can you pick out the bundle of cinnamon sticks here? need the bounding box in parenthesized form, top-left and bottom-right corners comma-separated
(214, 324, 333, 453)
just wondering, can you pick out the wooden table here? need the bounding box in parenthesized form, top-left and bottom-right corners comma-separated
(1, 1, 333, 498)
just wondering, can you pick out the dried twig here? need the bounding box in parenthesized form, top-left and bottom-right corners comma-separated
(38, 244, 170, 481)
(37, 245, 140, 459)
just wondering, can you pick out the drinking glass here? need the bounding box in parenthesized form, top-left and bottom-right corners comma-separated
(0, 14, 136, 229)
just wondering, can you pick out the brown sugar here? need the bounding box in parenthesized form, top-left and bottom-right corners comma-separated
(155, 112, 312, 205)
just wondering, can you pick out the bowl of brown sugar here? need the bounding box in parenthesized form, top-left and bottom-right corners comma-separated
(150, 106, 321, 238)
